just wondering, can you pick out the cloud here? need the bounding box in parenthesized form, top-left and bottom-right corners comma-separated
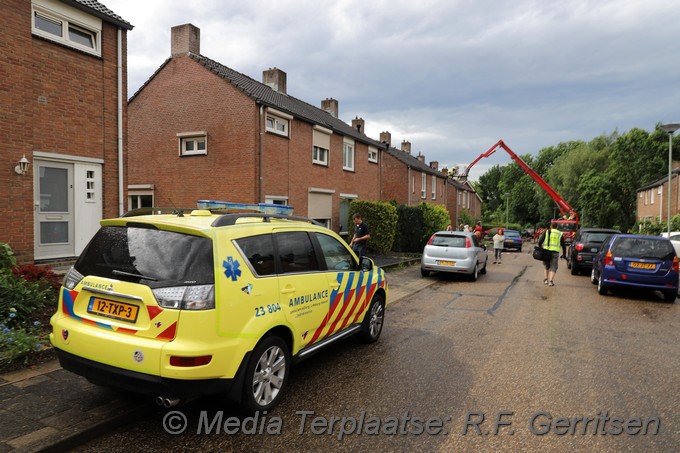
(103, 0, 680, 180)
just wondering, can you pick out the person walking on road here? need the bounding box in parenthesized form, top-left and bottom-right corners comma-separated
(537, 222, 566, 286)
(492, 229, 505, 264)
(350, 212, 370, 259)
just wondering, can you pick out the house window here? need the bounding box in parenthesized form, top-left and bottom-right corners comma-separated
(177, 131, 207, 156)
(313, 146, 329, 166)
(266, 114, 289, 137)
(265, 196, 289, 206)
(343, 139, 355, 171)
(432, 176, 436, 199)
(368, 146, 378, 163)
(651, 189, 655, 204)
(421, 173, 426, 199)
(85, 170, 96, 202)
(313, 126, 332, 167)
(412, 175, 415, 194)
(128, 185, 154, 211)
(32, 3, 101, 56)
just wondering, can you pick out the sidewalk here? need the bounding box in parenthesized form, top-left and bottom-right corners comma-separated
(0, 253, 423, 453)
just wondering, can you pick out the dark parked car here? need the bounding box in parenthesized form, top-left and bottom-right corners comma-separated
(567, 228, 621, 275)
(591, 234, 679, 302)
(502, 229, 523, 251)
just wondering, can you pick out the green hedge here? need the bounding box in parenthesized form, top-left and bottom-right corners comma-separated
(394, 202, 450, 253)
(347, 200, 398, 253)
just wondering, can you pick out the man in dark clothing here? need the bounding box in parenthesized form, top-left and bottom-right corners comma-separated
(350, 213, 370, 259)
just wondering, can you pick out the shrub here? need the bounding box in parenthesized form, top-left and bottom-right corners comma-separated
(347, 200, 398, 253)
(0, 242, 57, 368)
(394, 205, 424, 253)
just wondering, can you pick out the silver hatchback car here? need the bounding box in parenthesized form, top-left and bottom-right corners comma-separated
(420, 231, 488, 280)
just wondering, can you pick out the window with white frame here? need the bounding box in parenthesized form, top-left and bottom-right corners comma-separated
(368, 146, 378, 163)
(421, 173, 426, 199)
(266, 114, 289, 137)
(412, 175, 415, 194)
(32, 1, 101, 56)
(85, 170, 96, 202)
(343, 139, 355, 171)
(177, 131, 207, 156)
(265, 196, 289, 206)
(313, 127, 331, 166)
(651, 188, 655, 204)
(432, 176, 436, 199)
(128, 185, 154, 211)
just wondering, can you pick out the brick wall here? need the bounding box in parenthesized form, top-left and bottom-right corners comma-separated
(2, 0, 126, 262)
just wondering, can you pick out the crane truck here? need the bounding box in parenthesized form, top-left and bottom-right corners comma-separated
(455, 139, 578, 245)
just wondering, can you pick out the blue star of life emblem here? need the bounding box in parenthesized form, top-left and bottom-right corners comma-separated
(223, 256, 242, 281)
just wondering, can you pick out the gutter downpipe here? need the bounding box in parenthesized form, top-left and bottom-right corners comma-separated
(117, 28, 124, 215)
(258, 105, 263, 202)
(407, 166, 411, 206)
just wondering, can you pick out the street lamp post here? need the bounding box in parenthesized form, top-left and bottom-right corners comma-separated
(505, 192, 510, 229)
(661, 123, 680, 234)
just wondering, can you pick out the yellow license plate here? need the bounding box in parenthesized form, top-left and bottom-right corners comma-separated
(87, 297, 139, 323)
(630, 262, 655, 270)
(437, 260, 456, 266)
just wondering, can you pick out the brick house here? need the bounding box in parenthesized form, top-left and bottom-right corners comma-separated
(127, 24, 386, 237)
(2, 0, 132, 263)
(378, 132, 481, 227)
(636, 163, 680, 223)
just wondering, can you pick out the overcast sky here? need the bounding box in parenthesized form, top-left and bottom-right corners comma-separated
(101, 0, 680, 180)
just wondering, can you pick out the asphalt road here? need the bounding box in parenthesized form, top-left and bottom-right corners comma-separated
(77, 250, 680, 452)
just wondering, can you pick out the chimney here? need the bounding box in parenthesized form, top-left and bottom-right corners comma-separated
(171, 24, 200, 57)
(352, 117, 365, 134)
(379, 131, 391, 148)
(263, 68, 287, 94)
(430, 161, 439, 170)
(401, 140, 411, 154)
(417, 154, 425, 163)
(321, 98, 339, 118)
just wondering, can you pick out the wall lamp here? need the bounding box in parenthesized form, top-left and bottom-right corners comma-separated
(15, 155, 29, 175)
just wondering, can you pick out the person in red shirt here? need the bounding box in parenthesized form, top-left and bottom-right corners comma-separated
(473, 222, 483, 239)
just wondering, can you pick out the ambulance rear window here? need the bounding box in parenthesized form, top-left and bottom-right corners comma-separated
(75, 226, 214, 287)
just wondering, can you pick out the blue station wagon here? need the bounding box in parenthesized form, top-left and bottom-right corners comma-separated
(591, 234, 679, 302)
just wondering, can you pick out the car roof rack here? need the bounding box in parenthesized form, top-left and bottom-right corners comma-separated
(211, 213, 324, 227)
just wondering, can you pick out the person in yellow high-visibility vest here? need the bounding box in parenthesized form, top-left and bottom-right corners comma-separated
(537, 222, 566, 286)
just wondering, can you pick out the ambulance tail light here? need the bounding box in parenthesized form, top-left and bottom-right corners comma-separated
(153, 284, 215, 310)
(63, 267, 84, 290)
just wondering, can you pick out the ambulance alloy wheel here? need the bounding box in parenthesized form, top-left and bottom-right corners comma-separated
(241, 335, 290, 413)
(359, 294, 385, 344)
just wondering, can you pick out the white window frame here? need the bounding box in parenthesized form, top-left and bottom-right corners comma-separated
(343, 139, 355, 171)
(313, 145, 329, 166)
(127, 184, 154, 211)
(265, 109, 292, 137)
(432, 176, 437, 199)
(421, 172, 427, 199)
(265, 196, 289, 206)
(177, 131, 207, 156)
(32, 1, 101, 56)
(368, 146, 378, 163)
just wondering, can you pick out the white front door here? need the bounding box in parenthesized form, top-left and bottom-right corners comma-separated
(34, 160, 75, 259)
(33, 159, 104, 260)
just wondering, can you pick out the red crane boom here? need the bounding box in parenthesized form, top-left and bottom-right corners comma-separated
(458, 140, 578, 240)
